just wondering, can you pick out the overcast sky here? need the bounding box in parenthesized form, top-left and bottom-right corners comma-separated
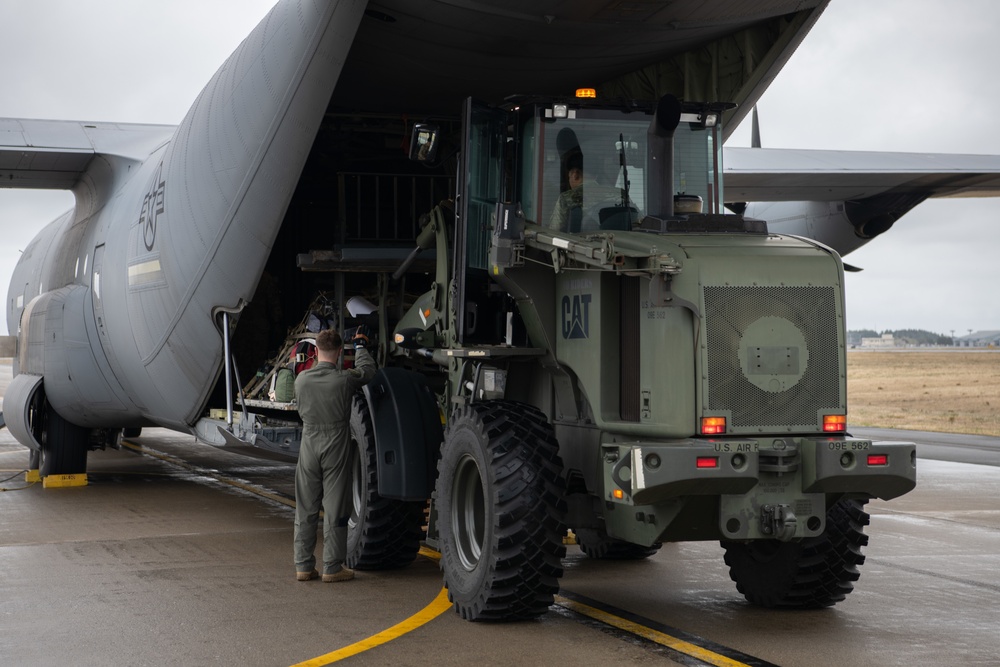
(1, 0, 998, 337)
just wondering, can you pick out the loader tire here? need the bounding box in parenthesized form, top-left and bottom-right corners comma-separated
(347, 394, 426, 570)
(437, 401, 566, 621)
(721, 497, 870, 608)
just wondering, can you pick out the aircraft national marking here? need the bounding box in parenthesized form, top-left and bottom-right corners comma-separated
(140, 162, 165, 251)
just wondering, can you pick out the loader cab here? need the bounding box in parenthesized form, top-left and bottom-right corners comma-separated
(436, 94, 731, 345)
(513, 96, 730, 231)
(451, 94, 731, 263)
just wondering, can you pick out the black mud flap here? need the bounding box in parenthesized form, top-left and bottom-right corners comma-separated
(363, 368, 442, 500)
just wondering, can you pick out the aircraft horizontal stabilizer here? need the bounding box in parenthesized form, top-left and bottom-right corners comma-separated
(0, 119, 174, 189)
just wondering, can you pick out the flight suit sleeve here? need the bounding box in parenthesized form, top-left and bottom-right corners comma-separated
(344, 346, 377, 391)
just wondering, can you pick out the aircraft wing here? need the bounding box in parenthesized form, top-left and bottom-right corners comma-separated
(724, 147, 1000, 202)
(0, 118, 175, 189)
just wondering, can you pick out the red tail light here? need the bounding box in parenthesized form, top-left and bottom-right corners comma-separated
(867, 454, 888, 466)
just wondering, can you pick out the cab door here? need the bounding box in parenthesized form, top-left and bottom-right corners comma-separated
(453, 98, 506, 343)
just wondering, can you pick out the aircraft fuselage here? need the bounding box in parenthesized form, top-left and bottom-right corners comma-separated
(3, 0, 366, 453)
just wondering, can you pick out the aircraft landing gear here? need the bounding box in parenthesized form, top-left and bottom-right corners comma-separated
(39, 406, 90, 484)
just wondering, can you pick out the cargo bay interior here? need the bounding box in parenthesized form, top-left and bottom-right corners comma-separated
(218, 2, 820, 410)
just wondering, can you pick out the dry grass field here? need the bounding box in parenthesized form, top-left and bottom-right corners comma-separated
(847, 350, 1000, 436)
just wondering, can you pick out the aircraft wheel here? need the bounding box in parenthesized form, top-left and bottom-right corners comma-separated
(346, 394, 426, 570)
(39, 407, 89, 477)
(721, 497, 870, 608)
(437, 401, 566, 621)
(576, 526, 662, 560)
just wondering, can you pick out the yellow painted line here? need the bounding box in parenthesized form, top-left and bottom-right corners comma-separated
(290, 587, 452, 667)
(553, 595, 750, 667)
(104, 441, 751, 665)
(120, 439, 452, 666)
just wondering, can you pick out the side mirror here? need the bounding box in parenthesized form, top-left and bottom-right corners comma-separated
(409, 123, 440, 162)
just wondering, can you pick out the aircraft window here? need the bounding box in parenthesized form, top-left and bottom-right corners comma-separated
(93, 272, 100, 300)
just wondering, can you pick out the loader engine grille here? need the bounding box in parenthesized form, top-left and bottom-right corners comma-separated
(703, 285, 841, 430)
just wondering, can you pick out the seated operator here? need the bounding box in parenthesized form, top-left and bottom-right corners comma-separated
(548, 151, 640, 233)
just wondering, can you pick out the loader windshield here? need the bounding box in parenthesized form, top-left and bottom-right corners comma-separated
(518, 103, 724, 232)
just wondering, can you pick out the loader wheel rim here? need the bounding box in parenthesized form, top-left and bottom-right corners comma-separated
(452, 453, 485, 571)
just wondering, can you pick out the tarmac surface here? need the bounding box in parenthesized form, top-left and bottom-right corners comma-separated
(2, 361, 999, 666)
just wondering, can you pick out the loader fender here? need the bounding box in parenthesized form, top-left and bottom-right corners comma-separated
(362, 368, 442, 500)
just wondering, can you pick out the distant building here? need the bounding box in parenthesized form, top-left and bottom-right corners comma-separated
(860, 333, 897, 348)
(955, 330, 1000, 348)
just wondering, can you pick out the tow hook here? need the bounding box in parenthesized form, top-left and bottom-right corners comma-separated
(760, 503, 797, 541)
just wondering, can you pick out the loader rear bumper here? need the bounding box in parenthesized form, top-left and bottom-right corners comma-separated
(801, 437, 916, 500)
(602, 436, 916, 507)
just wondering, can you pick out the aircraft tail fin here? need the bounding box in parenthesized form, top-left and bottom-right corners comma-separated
(751, 106, 761, 149)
